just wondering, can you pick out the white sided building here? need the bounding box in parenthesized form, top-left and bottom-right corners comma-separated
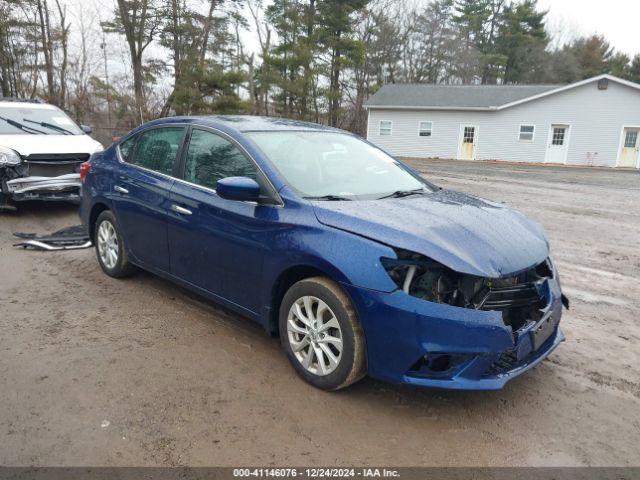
(365, 74, 640, 169)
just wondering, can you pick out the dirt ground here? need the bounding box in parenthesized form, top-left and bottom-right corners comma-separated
(0, 159, 638, 467)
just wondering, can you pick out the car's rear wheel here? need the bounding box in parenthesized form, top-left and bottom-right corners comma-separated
(95, 210, 135, 278)
(279, 277, 366, 390)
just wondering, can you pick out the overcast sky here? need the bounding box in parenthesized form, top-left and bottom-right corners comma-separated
(237, 0, 640, 58)
(538, 0, 640, 57)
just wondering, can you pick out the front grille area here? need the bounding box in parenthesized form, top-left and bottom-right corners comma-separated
(475, 260, 552, 332)
(478, 284, 541, 311)
(24, 153, 89, 178)
(484, 350, 518, 376)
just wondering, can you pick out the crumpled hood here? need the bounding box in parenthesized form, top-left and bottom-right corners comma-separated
(312, 189, 549, 278)
(0, 134, 103, 156)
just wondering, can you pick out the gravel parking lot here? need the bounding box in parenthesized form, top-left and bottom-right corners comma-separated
(0, 159, 638, 467)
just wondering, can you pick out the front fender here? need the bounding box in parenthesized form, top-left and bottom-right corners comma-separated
(264, 221, 399, 294)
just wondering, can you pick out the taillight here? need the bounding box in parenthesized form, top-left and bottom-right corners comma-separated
(79, 161, 91, 182)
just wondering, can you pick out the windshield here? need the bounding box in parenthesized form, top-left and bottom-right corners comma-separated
(0, 105, 83, 135)
(247, 131, 434, 200)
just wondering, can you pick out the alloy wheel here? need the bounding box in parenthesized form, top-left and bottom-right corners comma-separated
(97, 220, 119, 270)
(287, 295, 343, 376)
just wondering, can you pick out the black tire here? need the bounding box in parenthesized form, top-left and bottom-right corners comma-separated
(94, 210, 136, 278)
(279, 277, 366, 391)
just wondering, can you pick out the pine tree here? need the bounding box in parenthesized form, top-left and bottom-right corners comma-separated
(629, 55, 640, 83)
(497, 0, 548, 83)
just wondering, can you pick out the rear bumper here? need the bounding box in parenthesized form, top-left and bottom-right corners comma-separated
(343, 277, 564, 390)
(5, 173, 81, 201)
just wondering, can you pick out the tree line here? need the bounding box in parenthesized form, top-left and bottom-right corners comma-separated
(1, 0, 639, 142)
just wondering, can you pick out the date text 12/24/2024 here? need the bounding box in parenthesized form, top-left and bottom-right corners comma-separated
(233, 469, 400, 478)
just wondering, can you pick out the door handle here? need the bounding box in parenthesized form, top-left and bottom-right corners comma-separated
(170, 204, 192, 215)
(114, 185, 129, 194)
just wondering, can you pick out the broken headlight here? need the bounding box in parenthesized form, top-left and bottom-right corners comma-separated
(383, 249, 558, 332)
(0, 146, 21, 166)
(381, 249, 487, 308)
(381, 248, 551, 307)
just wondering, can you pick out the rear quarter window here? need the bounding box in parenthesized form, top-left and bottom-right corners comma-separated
(118, 135, 137, 162)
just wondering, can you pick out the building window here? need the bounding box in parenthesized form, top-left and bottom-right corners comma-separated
(379, 120, 392, 136)
(552, 127, 566, 145)
(519, 125, 535, 142)
(624, 130, 638, 148)
(463, 126, 475, 143)
(419, 121, 433, 137)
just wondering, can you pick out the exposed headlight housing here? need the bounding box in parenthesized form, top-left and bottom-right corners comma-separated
(0, 146, 21, 166)
(382, 248, 555, 331)
(381, 249, 481, 307)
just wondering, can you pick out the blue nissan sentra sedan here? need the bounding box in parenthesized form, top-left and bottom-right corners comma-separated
(79, 115, 567, 391)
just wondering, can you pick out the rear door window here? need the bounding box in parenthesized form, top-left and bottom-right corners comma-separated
(126, 127, 185, 176)
(183, 129, 257, 190)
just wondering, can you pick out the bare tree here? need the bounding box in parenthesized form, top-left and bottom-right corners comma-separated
(106, 0, 161, 123)
(36, 0, 56, 103)
(54, 0, 69, 107)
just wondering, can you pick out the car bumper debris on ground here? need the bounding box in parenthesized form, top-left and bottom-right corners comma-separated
(13, 224, 91, 251)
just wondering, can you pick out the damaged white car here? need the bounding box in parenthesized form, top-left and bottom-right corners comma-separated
(0, 98, 103, 210)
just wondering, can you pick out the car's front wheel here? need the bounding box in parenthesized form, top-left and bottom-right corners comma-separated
(279, 277, 366, 390)
(94, 210, 136, 278)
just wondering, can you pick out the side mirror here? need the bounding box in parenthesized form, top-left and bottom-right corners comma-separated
(216, 176, 261, 202)
(81, 124, 93, 134)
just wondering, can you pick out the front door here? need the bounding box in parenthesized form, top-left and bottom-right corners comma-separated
(459, 125, 477, 160)
(545, 124, 569, 164)
(618, 128, 640, 168)
(168, 127, 275, 314)
(111, 126, 185, 272)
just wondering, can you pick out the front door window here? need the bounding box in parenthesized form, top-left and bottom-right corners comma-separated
(184, 129, 258, 190)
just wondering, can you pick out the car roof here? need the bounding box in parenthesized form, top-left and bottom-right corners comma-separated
(149, 115, 341, 134)
(0, 101, 58, 109)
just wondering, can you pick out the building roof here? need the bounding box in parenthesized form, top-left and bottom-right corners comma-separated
(364, 74, 640, 111)
(366, 84, 559, 110)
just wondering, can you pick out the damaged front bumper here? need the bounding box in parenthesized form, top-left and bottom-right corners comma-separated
(342, 277, 564, 390)
(5, 173, 81, 202)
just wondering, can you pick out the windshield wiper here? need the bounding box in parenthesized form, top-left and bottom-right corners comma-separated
(378, 188, 429, 199)
(23, 118, 73, 135)
(0, 116, 47, 135)
(303, 194, 353, 201)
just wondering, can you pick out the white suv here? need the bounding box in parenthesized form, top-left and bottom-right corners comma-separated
(0, 98, 103, 209)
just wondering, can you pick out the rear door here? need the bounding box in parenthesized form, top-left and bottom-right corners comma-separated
(545, 124, 570, 164)
(458, 125, 477, 160)
(167, 127, 278, 313)
(618, 128, 640, 168)
(111, 126, 186, 272)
